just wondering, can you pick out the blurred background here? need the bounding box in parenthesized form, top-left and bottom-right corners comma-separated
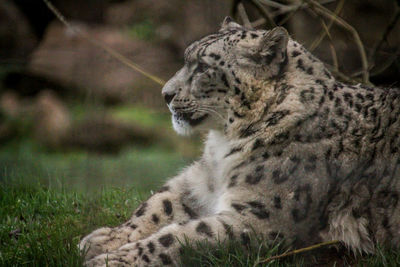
(0, 0, 399, 194)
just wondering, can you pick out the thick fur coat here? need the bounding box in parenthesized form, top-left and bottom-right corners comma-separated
(80, 17, 400, 266)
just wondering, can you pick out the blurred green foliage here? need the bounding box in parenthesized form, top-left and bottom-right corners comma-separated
(0, 139, 190, 193)
(110, 105, 170, 128)
(125, 19, 156, 41)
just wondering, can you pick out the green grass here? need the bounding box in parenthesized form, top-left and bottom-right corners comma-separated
(1, 141, 399, 266)
(0, 183, 139, 266)
(0, 139, 190, 193)
(0, 139, 188, 266)
(179, 236, 289, 267)
(180, 239, 400, 267)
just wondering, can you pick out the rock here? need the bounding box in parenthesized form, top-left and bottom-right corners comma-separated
(2, 70, 75, 98)
(0, 90, 168, 153)
(105, 0, 231, 52)
(0, 1, 37, 60)
(28, 22, 178, 107)
(0, 90, 71, 147)
(11, 0, 108, 38)
(0, 91, 21, 119)
(33, 90, 71, 147)
(65, 114, 157, 153)
(0, 91, 21, 142)
(0, 89, 71, 146)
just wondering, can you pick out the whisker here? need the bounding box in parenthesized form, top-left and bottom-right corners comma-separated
(198, 109, 225, 122)
(199, 104, 225, 109)
(198, 105, 227, 120)
(191, 100, 225, 109)
(197, 107, 226, 122)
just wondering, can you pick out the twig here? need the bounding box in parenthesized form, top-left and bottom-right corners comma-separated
(370, 46, 400, 76)
(257, 0, 305, 18)
(276, 4, 303, 26)
(319, 0, 337, 4)
(247, 0, 276, 28)
(329, 43, 339, 72)
(238, 3, 253, 28)
(310, 0, 345, 51)
(368, 5, 400, 73)
(326, 65, 359, 84)
(306, 0, 370, 84)
(257, 0, 286, 9)
(42, 0, 166, 86)
(257, 240, 341, 264)
(231, 0, 242, 19)
(273, 3, 306, 17)
(308, 9, 340, 72)
(251, 18, 267, 28)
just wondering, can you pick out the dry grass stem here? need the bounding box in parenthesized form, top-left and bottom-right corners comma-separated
(257, 240, 341, 264)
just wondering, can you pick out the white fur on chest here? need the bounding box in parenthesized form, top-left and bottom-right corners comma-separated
(186, 130, 236, 215)
(204, 130, 232, 177)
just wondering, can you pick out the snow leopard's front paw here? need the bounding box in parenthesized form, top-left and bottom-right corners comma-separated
(84, 242, 145, 267)
(84, 251, 131, 267)
(80, 227, 131, 261)
(85, 239, 177, 267)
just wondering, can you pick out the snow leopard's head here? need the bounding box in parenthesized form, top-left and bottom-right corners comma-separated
(162, 17, 289, 135)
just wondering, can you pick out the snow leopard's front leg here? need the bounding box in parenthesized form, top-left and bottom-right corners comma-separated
(80, 164, 203, 261)
(85, 212, 246, 267)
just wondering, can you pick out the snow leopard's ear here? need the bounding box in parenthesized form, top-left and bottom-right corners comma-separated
(237, 26, 289, 78)
(220, 16, 242, 31)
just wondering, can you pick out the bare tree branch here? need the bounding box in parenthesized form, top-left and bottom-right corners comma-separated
(231, 0, 241, 19)
(309, 0, 345, 51)
(257, 0, 286, 9)
(235, 0, 395, 84)
(368, 4, 400, 73)
(247, 0, 276, 28)
(276, 4, 303, 26)
(329, 43, 339, 71)
(370, 47, 400, 77)
(317, 17, 340, 71)
(305, 0, 370, 84)
(251, 18, 267, 28)
(238, 3, 253, 28)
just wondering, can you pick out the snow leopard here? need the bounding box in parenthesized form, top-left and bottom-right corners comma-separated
(80, 17, 400, 266)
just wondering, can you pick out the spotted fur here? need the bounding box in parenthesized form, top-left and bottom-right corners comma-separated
(81, 17, 400, 266)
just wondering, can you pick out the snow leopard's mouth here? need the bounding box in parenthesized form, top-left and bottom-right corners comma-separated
(174, 112, 208, 126)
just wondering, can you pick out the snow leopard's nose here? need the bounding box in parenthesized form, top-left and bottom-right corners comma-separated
(162, 67, 185, 105)
(163, 92, 176, 105)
